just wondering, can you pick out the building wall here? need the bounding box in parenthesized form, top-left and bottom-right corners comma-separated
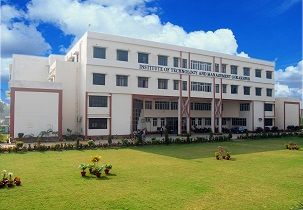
(14, 91, 59, 138)
(285, 103, 300, 127)
(11, 55, 49, 82)
(54, 61, 79, 135)
(253, 101, 264, 129)
(111, 94, 132, 135)
(275, 98, 300, 129)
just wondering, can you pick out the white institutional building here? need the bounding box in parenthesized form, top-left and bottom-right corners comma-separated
(9, 32, 301, 138)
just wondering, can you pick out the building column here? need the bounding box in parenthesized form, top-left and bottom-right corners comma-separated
(218, 116, 222, 133)
(211, 98, 215, 133)
(178, 75, 182, 135)
(186, 75, 191, 134)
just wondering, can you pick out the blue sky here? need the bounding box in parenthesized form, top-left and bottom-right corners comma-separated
(1, 0, 302, 103)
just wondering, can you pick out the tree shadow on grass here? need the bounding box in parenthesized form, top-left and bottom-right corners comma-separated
(130, 137, 303, 160)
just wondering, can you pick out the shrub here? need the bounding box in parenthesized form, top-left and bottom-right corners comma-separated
(264, 127, 271, 133)
(108, 135, 113, 145)
(215, 146, 231, 160)
(271, 126, 278, 132)
(15, 141, 24, 150)
(17, 133, 24, 139)
(286, 142, 300, 150)
(87, 140, 95, 148)
(255, 127, 263, 133)
(164, 129, 170, 145)
(287, 125, 295, 131)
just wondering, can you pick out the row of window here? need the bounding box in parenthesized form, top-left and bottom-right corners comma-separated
(93, 73, 273, 96)
(88, 96, 274, 114)
(93, 47, 273, 78)
(239, 103, 273, 111)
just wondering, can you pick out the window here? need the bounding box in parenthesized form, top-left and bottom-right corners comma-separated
(153, 118, 157, 126)
(138, 53, 149, 64)
(191, 82, 212, 92)
(117, 49, 128, 61)
(243, 86, 250, 95)
(255, 69, 262, 78)
(93, 47, 106, 59)
(215, 63, 219, 72)
(191, 103, 211, 111)
(173, 80, 179, 90)
(222, 84, 227, 93)
(231, 85, 238, 94)
(190, 60, 211, 71)
(255, 87, 262, 96)
(170, 102, 178, 110)
(232, 118, 246, 126)
(138, 77, 148, 88)
(205, 118, 211, 126)
(116, 75, 128, 86)
(182, 59, 187, 68)
(89, 118, 107, 129)
(93, 73, 105, 85)
(264, 104, 273, 111)
(89, 96, 107, 107)
(216, 84, 219, 93)
(158, 79, 168, 89)
(240, 103, 250, 111)
(145, 101, 152, 109)
(266, 88, 273, 97)
(243, 67, 250, 76)
(158, 55, 168, 66)
(264, 118, 273, 126)
(198, 118, 202, 126)
(182, 81, 187, 91)
(231, 65, 238, 75)
(173, 57, 179, 67)
(161, 118, 165, 127)
(191, 118, 196, 126)
(221, 64, 227, 73)
(155, 101, 170, 110)
(266, 71, 272, 79)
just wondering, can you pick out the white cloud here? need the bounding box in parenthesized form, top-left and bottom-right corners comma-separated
(0, 4, 51, 75)
(275, 60, 303, 101)
(26, 0, 247, 56)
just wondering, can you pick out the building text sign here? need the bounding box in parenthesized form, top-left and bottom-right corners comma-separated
(139, 64, 250, 81)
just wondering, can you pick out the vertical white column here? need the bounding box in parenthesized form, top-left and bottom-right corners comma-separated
(178, 74, 182, 135)
(211, 56, 216, 133)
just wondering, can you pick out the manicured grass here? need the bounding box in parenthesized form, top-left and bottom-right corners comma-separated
(0, 137, 303, 210)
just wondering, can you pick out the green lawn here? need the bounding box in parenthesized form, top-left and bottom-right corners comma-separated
(0, 137, 303, 210)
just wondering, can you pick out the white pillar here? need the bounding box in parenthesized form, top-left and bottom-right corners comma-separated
(178, 96, 182, 135)
(211, 98, 215, 133)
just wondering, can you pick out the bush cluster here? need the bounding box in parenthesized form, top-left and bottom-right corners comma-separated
(237, 131, 303, 140)
(285, 142, 300, 150)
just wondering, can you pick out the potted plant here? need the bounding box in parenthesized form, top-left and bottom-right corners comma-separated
(0, 180, 5, 188)
(226, 152, 231, 160)
(215, 152, 220, 160)
(79, 163, 87, 177)
(104, 164, 112, 175)
(87, 163, 95, 174)
(14, 177, 21, 186)
(7, 172, 14, 187)
(2, 170, 8, 185)
(95, 166, 104, 178)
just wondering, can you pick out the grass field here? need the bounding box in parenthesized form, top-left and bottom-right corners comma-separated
(0, 137, 303, 210)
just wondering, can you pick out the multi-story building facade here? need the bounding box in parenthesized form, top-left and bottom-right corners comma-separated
(9, 32, 301, 138)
